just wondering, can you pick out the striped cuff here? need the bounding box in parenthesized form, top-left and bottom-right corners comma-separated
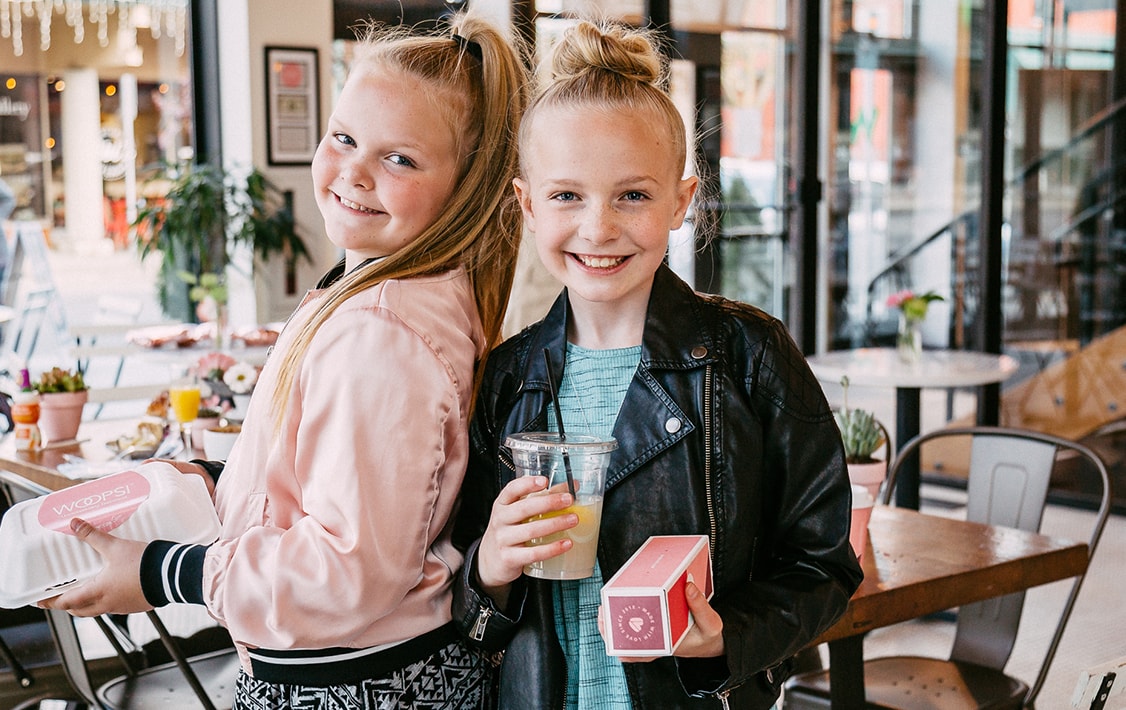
(140, 540, 209, 607)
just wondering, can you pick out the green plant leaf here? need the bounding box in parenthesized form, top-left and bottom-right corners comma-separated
(132, 161, 312, 320)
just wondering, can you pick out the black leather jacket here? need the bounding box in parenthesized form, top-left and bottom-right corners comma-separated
(453, 266, 863, 709)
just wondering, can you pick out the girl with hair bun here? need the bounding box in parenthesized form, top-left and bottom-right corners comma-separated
(454, 18, 861, 709)
(45, 12, 526, 709)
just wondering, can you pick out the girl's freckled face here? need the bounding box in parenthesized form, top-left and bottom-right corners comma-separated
(513, 104, 696, 317)
(311, 68, 462, 265)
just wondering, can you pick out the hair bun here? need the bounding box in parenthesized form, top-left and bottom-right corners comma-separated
(550, 20, 663, 87)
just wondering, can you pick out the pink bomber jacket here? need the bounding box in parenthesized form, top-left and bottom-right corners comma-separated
(141, 267, 484, 673)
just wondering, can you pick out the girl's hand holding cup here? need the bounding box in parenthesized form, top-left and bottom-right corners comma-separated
(476, 475, 578, 604)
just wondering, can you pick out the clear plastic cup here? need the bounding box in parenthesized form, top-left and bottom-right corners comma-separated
(505, 432, 617, 580)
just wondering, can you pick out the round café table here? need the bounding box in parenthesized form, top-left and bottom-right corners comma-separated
(806, 347, 1019, 508)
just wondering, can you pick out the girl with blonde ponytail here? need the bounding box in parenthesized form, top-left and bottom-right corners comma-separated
(453, 18, 860, 709)
(46, 12, 526, 709)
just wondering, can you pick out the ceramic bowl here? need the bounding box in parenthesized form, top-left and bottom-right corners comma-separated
(202, 425, 241, 461)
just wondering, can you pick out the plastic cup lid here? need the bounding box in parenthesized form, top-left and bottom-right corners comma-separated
(505, 431, 617, 455)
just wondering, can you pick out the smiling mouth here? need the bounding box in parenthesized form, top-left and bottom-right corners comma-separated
(574, 254, 627, 269)
(336, 194, 378, 214)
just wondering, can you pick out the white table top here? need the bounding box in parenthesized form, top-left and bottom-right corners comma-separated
(806, 347, 1019, 389)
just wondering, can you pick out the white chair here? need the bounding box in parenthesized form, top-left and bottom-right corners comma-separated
(783, 425, 1113, 710)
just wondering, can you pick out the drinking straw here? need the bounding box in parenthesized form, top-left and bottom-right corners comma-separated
(542, 348, 577, 498)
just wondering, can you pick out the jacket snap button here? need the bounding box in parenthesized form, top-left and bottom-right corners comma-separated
(691, 346, 707, 359)
(665, 417, 682, 433)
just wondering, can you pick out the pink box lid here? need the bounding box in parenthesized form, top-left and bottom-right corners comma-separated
(605, 535, 708, 590)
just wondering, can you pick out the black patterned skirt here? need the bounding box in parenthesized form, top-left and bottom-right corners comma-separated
(232, 634, 496, 710)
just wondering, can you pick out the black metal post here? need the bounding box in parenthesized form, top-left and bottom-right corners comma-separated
(645, 0, 671, 38)
(190, 0, 222, 166)
(1112, 0, 1126, 236)
(791, 0, 822, 354)
(977, 0, 1008, 424)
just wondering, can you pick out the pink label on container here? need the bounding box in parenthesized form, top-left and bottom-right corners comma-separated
(38, 471, 150, 535)
(608, 595, 665, 651)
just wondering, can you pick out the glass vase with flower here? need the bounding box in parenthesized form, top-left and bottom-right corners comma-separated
(181, 271, 229, 351)
(886, 289, 944, 364)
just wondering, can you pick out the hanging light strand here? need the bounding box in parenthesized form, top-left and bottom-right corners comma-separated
(2, 0, 187, 57)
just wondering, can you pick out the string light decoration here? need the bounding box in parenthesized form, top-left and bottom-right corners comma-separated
(0, 0, 188, 57)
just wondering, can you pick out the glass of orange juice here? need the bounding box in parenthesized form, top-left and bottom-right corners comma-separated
(168, 372, 201, 452)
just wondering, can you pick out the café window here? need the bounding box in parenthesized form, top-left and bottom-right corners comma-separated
(0, 0, 193, 241)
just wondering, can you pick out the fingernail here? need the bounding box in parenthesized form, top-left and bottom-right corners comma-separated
(70, 518, 88, 534)
(686, 582, 699, 598)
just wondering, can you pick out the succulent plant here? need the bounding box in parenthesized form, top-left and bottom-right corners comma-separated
(34, 367, 88, 394)
(834, 376, 885, 464)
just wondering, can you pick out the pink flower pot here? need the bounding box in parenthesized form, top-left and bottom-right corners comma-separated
(847, 460, 887, 503)
(39, 390, 89, 443)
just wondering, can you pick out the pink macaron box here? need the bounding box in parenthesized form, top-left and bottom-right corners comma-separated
(0, 462, 220, 608)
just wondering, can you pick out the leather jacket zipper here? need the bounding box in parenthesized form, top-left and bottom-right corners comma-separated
(704, 364, 731, 710)
(703, 364, 717, 559)
(471, 448, 514, 645)
(469, 605, 493, 642)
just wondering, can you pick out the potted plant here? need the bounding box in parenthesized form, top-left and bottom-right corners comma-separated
(132, 162, 311, 322)
(34, 367, 89, 443)
(834, 376, 888, 501)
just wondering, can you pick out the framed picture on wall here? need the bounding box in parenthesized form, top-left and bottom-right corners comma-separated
(265, 46, 320, 165)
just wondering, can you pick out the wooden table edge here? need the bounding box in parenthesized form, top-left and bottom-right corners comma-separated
(813, 542, 1088, 644)
(810, 507, 1090, 646)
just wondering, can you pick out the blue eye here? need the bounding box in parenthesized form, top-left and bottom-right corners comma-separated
(333, 133, 356, 147)
(623, 191, 648, 201)
(389, 154, 416, 168)
(552, 192, 577, 202)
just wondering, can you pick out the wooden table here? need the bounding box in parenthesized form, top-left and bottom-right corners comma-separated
(806, 348, 1019, 508)
(812, 505, 1089, 707)
(0, 418, 168, 498)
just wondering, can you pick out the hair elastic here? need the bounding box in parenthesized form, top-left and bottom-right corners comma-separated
(452, 33, 483, 62)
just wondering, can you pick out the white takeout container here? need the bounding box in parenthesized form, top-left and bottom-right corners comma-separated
(0, 462, 221, 608)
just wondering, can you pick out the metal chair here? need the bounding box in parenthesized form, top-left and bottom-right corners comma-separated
(783, 425, 1113, 710)
(44, 609, 239, 710)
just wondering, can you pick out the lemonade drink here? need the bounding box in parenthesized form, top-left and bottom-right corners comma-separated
(505, 432, 616, 581)
(524, 496, 604, 580)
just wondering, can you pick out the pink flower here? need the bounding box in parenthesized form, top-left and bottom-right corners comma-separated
(887, 289, 944, 322)
(886, 290, 915, 309)
(194, 352, 237, 380)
